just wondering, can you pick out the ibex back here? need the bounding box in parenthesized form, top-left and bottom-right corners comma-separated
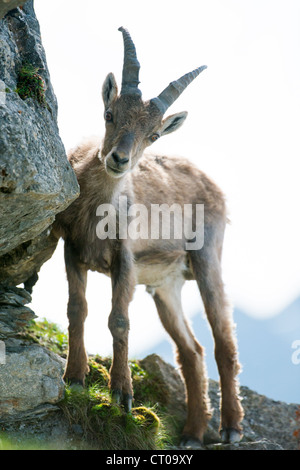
(53, 27, 244, 445)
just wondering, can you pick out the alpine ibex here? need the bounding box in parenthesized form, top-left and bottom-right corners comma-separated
(53, 27, 244, 445)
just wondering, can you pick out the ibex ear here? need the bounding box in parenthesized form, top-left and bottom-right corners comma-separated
(160, 111, 188, 136)
(102, 73, 118, 109)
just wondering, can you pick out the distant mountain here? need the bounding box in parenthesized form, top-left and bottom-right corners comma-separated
(142, 297, 300, 404)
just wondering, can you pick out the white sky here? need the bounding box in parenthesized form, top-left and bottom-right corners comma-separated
(30, 0, 300, 357)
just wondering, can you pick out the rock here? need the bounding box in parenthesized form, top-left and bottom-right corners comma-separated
(140, 354, 187, 419)
(0, 0, 28, 20)
(0, 227, 58, 288)
(0, 349, 299, 449)
(0, 342, 65, 417)
(237, 384, 299, 450)
(137, 354, 300, 450)
(0, 285, 66, 419)
(206, 439, 284, 450)
(0, 285, 35, 339)
(0, 1, 79, 283)
(0, 0, 74, 431)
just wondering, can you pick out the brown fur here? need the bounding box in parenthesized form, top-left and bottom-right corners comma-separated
(53, 72, 244, 444)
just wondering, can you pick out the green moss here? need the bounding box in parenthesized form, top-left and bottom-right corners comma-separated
(131, 406, 160, 431)
(15, 63, 48, 108)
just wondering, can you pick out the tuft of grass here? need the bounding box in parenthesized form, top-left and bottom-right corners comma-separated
(24, 320, 180, 449)
(130, 359, 170, 407)
(85, 358, 110, 388)
(15, 63, 49, 109)
(59, 380, 168, 450)
(25, 318, 68, 357)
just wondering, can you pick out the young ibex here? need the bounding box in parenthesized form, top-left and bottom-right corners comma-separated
(53, 27, 244, 445)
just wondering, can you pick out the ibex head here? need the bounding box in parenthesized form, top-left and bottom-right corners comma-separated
(101, 27, 207, 178)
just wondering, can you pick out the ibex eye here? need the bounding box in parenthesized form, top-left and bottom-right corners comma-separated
(150, 133, 159, 142)
(105, 111, 113, 122)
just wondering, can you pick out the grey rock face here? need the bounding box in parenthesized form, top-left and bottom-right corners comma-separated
(0, 1, 78, 274)
(0, 1, 28, 20)
(0, 227, 58, 287)
(0, 0, 26, 18)
(0, 285, 66, 418)
(0, 284, 35, 340)
(142, 354, 300, 450)
(0, 343, 65, 416)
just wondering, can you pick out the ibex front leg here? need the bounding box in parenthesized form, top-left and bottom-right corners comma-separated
(108, 245, 135, 411)
(64, 241, 89, 386)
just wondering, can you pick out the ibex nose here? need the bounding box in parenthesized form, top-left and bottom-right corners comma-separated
(111, 151, 129, 165)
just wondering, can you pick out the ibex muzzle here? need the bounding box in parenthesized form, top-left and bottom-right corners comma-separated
(106, 132, 134, 176)
(101, 27, 207, 178)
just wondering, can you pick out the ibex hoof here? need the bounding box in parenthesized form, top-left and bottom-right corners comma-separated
(111, 389, 133, 412)
(111, 389, 122, 404)
(220, 427, 243, 444)
(180, 434, 203, 449)
(65, 378, 85, 389)
(122, 393, 133, 412)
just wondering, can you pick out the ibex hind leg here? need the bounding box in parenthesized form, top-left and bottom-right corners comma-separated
(189, 247, 244, 443)
(151, 277, 212, 445)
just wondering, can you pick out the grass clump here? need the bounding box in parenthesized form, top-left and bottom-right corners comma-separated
(25, 318, 68, 356)
(15, 63, 48, 108)
(60, 379, 167, 450)
(58, 358, 172, 449)
(85, 358, 110, 388)
(130, 359, 170, 407)
(24, 319, 178, 449)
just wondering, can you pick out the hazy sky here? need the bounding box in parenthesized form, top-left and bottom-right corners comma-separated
(31, 0, 300, 357)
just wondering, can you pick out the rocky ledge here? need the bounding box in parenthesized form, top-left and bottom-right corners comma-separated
(0, 290, 299, 450)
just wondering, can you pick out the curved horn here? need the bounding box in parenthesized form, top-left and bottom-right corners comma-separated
(151, 65, 207, 115)
(118, 26, 141, 96)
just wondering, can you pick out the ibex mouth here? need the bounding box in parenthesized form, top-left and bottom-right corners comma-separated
(106, 163, 128, 178)
(105, 146, 131, 178)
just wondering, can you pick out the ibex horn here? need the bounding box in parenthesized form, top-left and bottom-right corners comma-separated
(150, 65, 207, 115)
(118, 26, 141, 96)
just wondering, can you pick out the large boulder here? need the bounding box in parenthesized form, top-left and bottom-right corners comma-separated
(0, 1, 79, 286)
(0, 342, 65, 417)
(0, 286, 66, 419)
(0, 0, 75, 420)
